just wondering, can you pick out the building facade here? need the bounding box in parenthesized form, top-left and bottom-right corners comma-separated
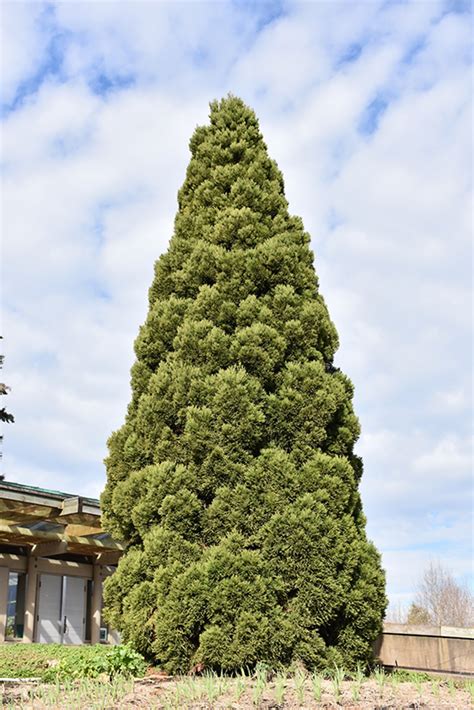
(0, 480, 123, 645)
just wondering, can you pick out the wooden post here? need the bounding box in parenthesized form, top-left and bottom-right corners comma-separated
(0, 567, 9, 643)
(91, 563, 102, 645)
(23, 554, 38, 642)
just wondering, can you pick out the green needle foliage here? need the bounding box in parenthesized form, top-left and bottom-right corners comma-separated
(101, 95, 386, 673)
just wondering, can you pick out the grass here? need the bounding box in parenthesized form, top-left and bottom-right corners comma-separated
(0, 644, 115, 680)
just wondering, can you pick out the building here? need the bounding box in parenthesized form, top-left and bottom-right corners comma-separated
(0, 480, 123, 644)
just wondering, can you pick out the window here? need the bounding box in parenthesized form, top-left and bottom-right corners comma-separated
(7, 571, 26, 639)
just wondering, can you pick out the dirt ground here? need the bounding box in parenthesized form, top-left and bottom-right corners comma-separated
(132, 674, 472, 709)
(1, 673, 473, 709)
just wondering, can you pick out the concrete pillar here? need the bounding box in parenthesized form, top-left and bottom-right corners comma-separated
(23, 554, 38, 642)
(91, 563, 102, 645)
(0, 567, 9, 643)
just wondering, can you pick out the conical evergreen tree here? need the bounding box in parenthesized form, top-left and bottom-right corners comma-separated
(102, 95, 386, 672)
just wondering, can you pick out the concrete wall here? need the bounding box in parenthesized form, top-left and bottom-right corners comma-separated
(375, 623, 474, 675)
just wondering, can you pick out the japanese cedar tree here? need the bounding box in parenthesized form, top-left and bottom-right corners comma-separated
(101, 96, 386, 673)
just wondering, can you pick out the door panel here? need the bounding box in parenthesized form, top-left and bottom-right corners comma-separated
(62, 576, 86, 644)
(36, 574, 62, 643)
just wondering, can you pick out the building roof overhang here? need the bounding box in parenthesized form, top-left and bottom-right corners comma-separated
(0, 480, 123, 559)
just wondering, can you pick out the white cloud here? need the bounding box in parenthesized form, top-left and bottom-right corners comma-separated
(414, 435, 472, 475)
(0, 2, 50, 106)
(432, 387, 471, 414)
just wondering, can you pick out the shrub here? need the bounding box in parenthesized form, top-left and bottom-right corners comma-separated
(102, 94, 386, 672)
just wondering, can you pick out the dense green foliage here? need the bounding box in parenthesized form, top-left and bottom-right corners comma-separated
(0, 644, 146, 681)
(102, 95, 386, 673)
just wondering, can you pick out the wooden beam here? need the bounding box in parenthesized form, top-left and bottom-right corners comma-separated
(0, 497, 100, 527)
(0, 553, 28, 572)
(95, 551, 121, 566)
(23, 555, 38, 643)
(31, 540, 68, 557)
(0, 523, 124, 553)
(65, 523, 104, 537)
(38, 558, 93, 578)
(61, 497, 82, 516)
(60, 498, 101, 520)
(0, 500, 60, 521)
(0, 488, 62, 508)
(0, 568, 8, 643)
(91, 564, 102, 644)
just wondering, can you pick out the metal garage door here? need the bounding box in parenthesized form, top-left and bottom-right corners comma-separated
(36, 574, 62, 643)
(62, 576, 86, 644)
(36, 574, 86, 644)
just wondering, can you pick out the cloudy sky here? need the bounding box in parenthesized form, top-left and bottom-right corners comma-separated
(1, 0, 472, 610)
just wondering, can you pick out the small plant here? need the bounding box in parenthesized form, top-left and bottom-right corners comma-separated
(351, 683, 360, 702)
(373, 665, 385, 697)
(311, 672, 322, 702)
(354, 662, 365, 682)
(448, 678, 456, 697)
(251, 664, 268, 707)
(41, 644, 147, 682)
(234, 671, 247, 701)
(181, 677, 201, 702)
(351, 662, 365, 701)
(430, 678, 440, 697)
(274, 672, 286, 705)
(294, 667, 307, 705)
(172, 684, 183, 708)
(203, 671, 221, 703)
(390, 670, 401, 688)
(26, 677, 135, 709)
(255, 662, 269, 685)
(413, 672, 423, 695)
(331, 664, 345, 702)
(104, 644, 147, 678)
(252, 680, 264, 707)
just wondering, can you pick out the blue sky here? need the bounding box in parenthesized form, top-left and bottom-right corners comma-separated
(1, 0, 472, 612)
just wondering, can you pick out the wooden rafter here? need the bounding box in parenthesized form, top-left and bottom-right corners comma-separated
(0, 523, 124, 555)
